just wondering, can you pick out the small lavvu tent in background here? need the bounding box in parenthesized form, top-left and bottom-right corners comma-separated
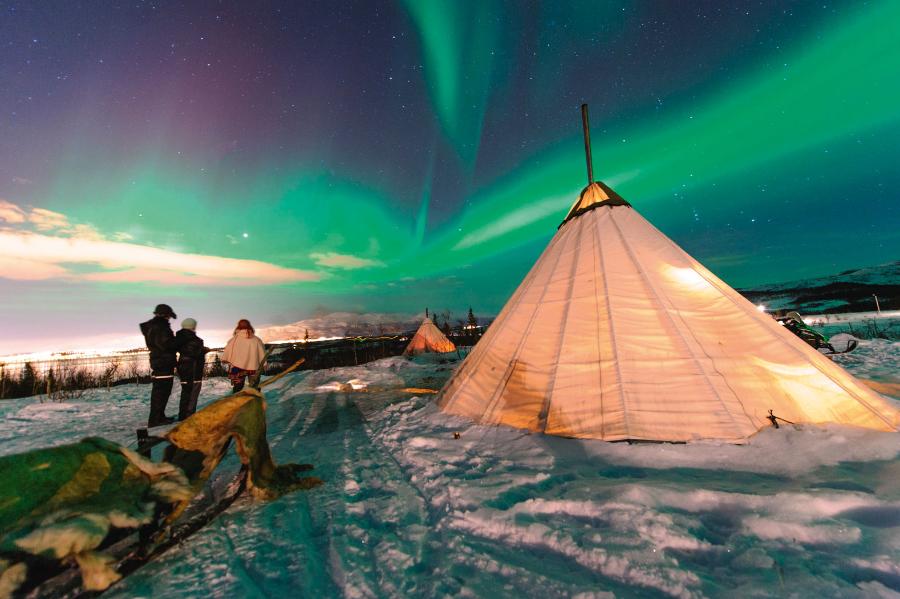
(404, 313, 456, 356)
(437, 105, 900, 443)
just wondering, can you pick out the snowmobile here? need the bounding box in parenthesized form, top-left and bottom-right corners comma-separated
(1, 358, 319, 599)
(776, 312, 858, 355)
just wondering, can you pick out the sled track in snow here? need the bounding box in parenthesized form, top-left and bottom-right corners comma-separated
(267, 384, 443, 597)
(95, 352, 900, 599)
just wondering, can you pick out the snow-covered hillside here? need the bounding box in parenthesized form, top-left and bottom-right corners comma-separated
(754, 262, 900, 292)
(259, 311, 422, 342)
(740, 261, 900, 314)
(1, 343, 899, 598)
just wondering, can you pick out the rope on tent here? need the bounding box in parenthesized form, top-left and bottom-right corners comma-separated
(766, 409, 796, 429)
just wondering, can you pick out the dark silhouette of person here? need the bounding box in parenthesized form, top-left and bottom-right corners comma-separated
(140, 304, 177, 427)
(174, 318, 208, 420)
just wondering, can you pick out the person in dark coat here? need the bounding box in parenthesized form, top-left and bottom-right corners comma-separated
(139, 304, 177, 427)
(174, 318, 208, 421)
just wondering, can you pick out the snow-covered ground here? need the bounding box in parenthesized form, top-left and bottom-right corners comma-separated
(805, 311, 900, 326)
(0, 377, 236, 454)
(2, 344, 899, 598)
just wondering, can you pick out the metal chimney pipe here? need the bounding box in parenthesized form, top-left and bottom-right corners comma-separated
(581, 104, 594, 186)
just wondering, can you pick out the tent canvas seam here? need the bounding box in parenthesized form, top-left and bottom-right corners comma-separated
(594, 208, 629, 438)
(538, 214, 585, 433)
(624, 211, 757, 433)
(482, 224, 574, 424)
(654, 225, 896, 429)
(609, 212, 742, 437)
(438, 231, 559, 412)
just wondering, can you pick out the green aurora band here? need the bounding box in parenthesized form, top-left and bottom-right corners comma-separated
(12, 0, 899, 342)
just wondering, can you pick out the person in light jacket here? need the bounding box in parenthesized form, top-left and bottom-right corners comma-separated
(222, 319, 266, 393)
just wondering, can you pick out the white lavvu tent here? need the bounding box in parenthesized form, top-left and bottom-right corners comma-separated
(437, 106, 899, 443)
(404, 317, 457, 356)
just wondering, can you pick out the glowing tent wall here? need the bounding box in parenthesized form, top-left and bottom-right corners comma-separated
(404, 318, 457, 356)
(438, 184, 899, 442)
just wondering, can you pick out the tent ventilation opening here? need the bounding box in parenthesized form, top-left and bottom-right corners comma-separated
(559, 104, 631, 228)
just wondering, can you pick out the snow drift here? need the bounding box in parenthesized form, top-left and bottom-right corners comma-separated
(0, 342, 898, 598)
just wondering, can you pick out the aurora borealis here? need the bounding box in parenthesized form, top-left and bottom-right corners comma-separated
(1, 1, 898, 354)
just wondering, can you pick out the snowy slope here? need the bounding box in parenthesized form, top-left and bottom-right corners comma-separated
(740, 261, 900, 314)
(1, 345, 899, 598)
(753, 262, 900, 292)
(0, 377, 234, 455)
(258, 311, 422, 342)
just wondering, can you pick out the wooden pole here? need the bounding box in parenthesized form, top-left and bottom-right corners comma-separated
(581, 104, 594, 185)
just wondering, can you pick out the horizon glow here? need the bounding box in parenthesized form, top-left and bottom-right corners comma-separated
(1, 1, 898, 354)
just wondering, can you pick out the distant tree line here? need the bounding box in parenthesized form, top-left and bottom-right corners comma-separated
(431, 307, 490, 340)
(0, 354, 228, 401)
(0, 361, 130, 401)
(0, 310, 495, 401)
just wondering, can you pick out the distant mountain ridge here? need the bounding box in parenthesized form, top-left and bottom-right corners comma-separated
(257, 263, 899, 342)
(739, 261, 900, 314)
(259, 312, 422, 342)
